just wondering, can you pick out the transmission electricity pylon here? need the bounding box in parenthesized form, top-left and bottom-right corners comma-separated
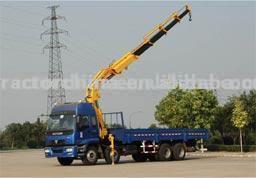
(41, 5, 68, 114)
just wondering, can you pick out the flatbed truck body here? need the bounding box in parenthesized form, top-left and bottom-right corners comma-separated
(45, 102, 208, 165)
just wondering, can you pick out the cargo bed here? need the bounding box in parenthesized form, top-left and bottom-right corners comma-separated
(109, 128, 209, 144)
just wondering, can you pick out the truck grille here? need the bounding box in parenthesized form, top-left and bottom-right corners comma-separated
(48, 139, 66, 147)
(52, 149, 63, 153)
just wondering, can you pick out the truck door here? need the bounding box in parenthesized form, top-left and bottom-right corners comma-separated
(77, 115, 98, 142)
(89, 116, 99, 139)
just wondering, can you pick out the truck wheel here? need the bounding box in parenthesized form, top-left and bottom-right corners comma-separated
(157, 143, 172, 161)
(104, 147, 120, 164)
(81, 146, 98, 165)
(57, 157, 73, 166)
(172, 143, 186, 160)
(132, 153, 147, 162)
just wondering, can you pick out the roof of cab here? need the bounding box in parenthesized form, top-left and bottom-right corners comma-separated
(51, 102, 95, 116)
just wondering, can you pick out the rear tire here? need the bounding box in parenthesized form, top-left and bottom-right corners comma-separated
(132, 153, 147, 162)
(81, 146, 98, 165)
(57, 157, 73, 166)
(172, 143, 186, 160)
(104, 147, 120, 164)
(157, 143, 172, 161)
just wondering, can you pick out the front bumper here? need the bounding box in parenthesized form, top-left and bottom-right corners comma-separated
(44, 146, 78, 158)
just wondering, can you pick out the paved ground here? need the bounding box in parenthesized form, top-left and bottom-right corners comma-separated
(0, 150, 255, 177)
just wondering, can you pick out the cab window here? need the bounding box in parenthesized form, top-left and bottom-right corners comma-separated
(78, 116, 89, 130)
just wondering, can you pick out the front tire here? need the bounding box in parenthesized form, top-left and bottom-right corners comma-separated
(81, 146, 98, 165)
(57, 157, 73, 166)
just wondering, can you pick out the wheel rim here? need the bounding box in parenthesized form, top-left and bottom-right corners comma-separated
(87, 150, 96, 162)
(179, 147, 185, 158)
(164, 148, 171, 159)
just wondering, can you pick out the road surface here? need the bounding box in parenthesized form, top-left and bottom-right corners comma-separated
(0, 150, 255, 177)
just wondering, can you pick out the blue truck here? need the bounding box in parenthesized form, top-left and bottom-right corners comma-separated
(44, 102, 208, 165)
(44, 5, 209, 165)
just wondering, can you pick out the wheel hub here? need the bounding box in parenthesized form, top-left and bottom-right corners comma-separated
(87, 150, 96, 162)
(164, 148, 171, 158)
(179, 148, 185, 157)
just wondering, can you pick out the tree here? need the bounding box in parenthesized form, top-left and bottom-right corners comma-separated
(211, 90, 256, 145)
(231, 99, 249, 152)
(148, 123, 158, 129)
(108, 123, 126, 129)
(239, 90, 256, 131)
(5, 123, 25, 149)
(211, 100, 237, 144)
(155, 87, 218, 129)
(155, 86, 187, 128)
(0, 121, 47, 149)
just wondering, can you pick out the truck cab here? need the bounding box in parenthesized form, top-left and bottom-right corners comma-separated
(45, 102, 102, 165)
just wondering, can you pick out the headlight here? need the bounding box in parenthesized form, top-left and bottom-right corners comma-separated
(45, 148, 51, 153)
(65, 148, 73, 152)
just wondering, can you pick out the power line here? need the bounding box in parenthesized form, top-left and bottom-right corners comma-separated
(0, 16, 41, 29)
(62, 50, 96, 73)
(1, 45, 41, 56)
(1, 32, 41, 42)
(0, 36, 42, 47)
(72, 29, 118, 59)
(0, 18, 42, 32)
(1, 5, 47, 17)
(63, 36, 113, 62)
(62, 37, 103, 67)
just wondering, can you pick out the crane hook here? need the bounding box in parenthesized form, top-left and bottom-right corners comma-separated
(189, 11, 192, 21)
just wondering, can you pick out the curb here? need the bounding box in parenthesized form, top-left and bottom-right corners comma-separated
(187, 152, 256, 158)
(0, 149, 43, 153)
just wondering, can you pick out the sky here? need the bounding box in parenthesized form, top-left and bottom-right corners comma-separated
(0, 1, 255, 129)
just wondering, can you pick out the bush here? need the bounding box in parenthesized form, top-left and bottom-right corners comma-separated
(207, 144, 256, 152)
(245, 132, 256, 145)
(208, 136, 224, 144)
(223, 136, 234, 145)
(27, 140, 37, 148)
(208, 131, 224, 144)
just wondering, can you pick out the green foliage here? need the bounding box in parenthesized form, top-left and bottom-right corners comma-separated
(108, 123, 125, 129)
(155, 86, 218, 129)
(27, 140, 38, 148)
(232, 99, 249, 129)
(211, 105, 236, 136)
(239, 90, 256, 130)
(210, 90, 256, 145)
(245, 132, 256, 145)
(148, 123, 158, 129)
(208, 131, 224, 144)
(207, 144, 256, 152)
(0, 121, 47, 150)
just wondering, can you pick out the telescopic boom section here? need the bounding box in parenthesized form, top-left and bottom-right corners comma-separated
(85, 5, 192, 139)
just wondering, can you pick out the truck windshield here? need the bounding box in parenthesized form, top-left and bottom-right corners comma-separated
(47, 114, 76, 131)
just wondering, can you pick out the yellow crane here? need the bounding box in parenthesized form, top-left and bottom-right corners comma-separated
(85, 5, 192, 159)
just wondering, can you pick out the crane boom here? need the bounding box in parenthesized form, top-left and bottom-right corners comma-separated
(85, 5, 192, 139)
